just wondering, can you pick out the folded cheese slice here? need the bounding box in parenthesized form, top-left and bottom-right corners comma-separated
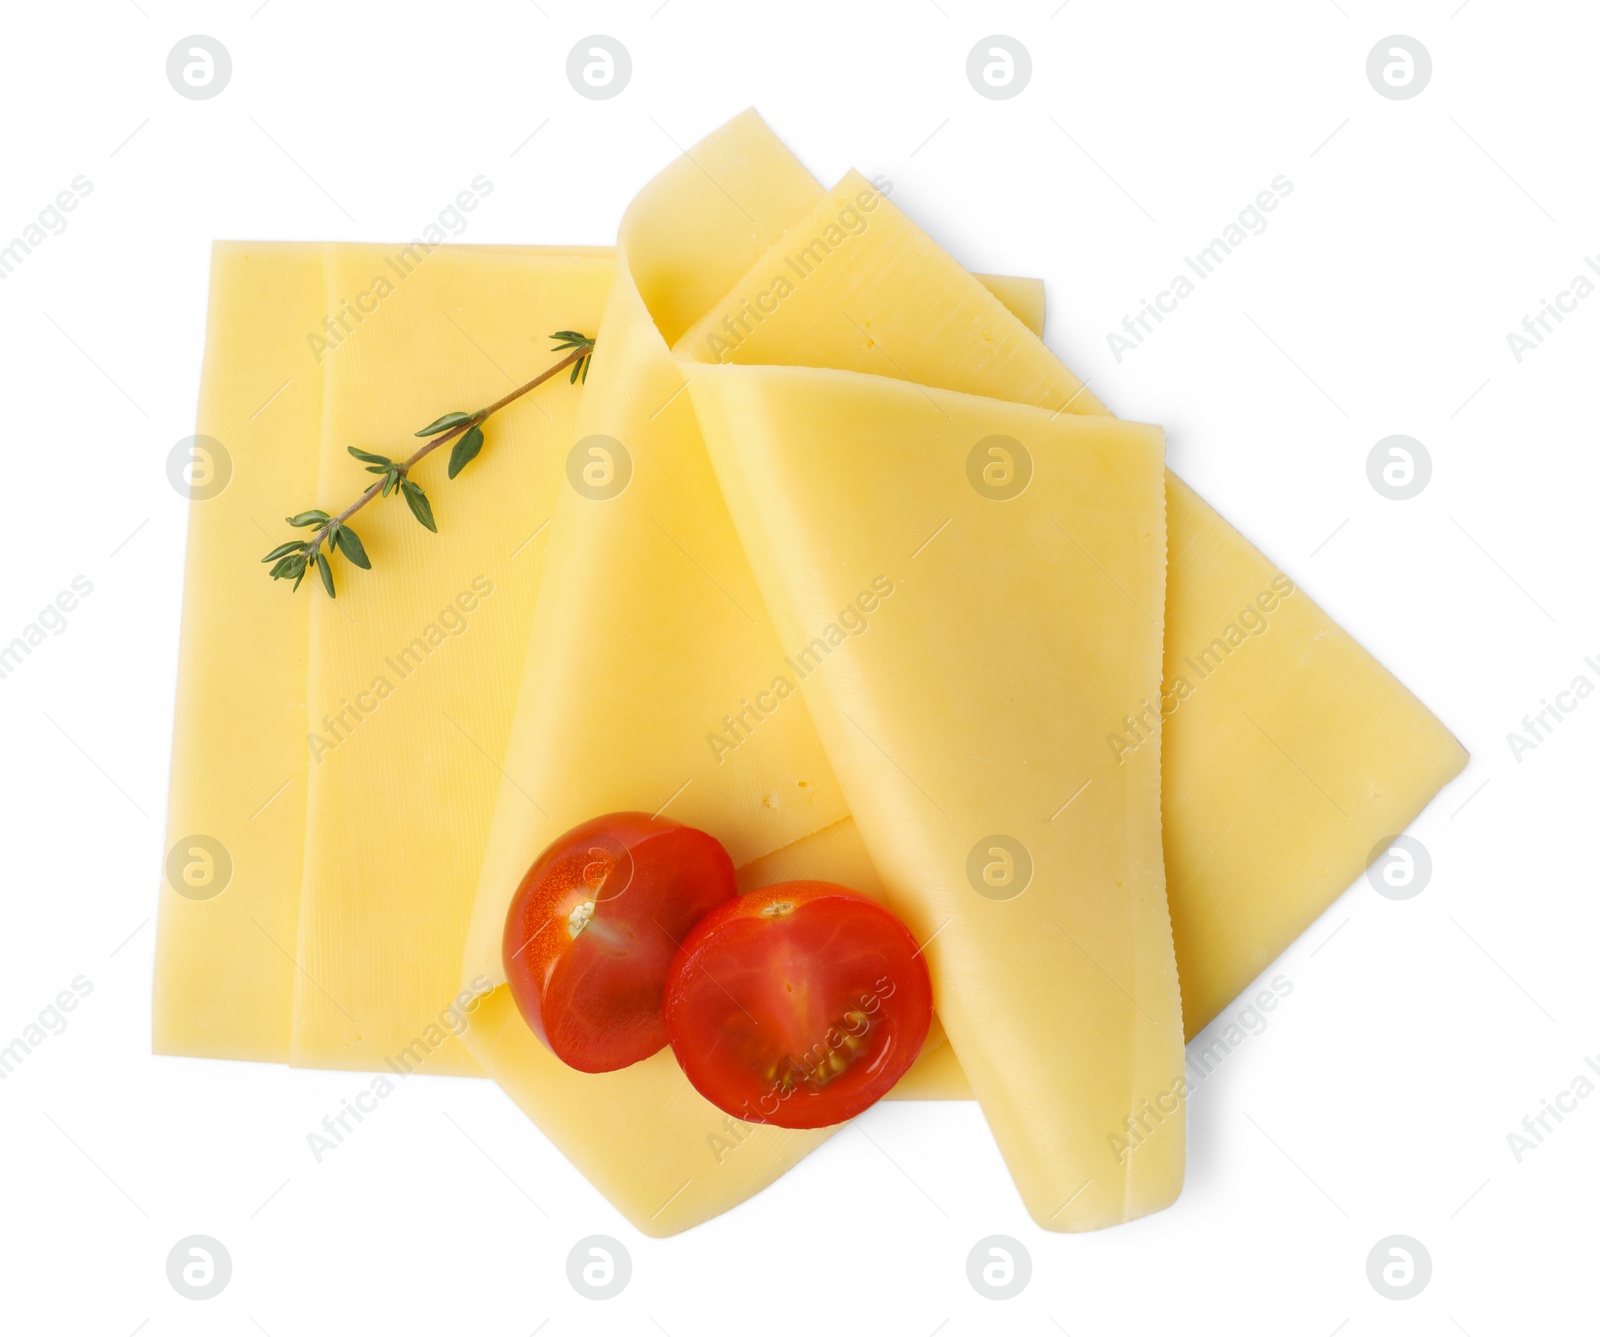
(455, 113, 856, 1235)
(678, 168, 1467, 1039)
(691, 365, 1185, 1228)
(462, 126, 1052, 988)
(455, 119, 1056, 1232)
(461, 114, 1462, 1230)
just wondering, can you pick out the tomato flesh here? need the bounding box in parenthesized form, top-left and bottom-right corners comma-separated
(663, 881, 933, 1128)
(502, 813, 736, 1073)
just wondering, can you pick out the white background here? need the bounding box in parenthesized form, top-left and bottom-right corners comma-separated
(1, 2, 1595, 1334)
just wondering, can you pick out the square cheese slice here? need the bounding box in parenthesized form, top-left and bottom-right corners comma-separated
(289, 244, 613, 1074)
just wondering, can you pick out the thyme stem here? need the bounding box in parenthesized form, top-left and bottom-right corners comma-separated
(306, 343, 589, 554)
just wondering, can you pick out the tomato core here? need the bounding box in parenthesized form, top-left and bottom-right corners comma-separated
(663, 881, 933, 1128)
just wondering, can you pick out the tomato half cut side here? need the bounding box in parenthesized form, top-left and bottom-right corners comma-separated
(502, 813, 736, 1073)
(663, 881, 933, 1128)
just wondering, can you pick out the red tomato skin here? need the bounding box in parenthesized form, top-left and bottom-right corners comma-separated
(663, 881, 933, 1129)
(502, 813, 736, 1073)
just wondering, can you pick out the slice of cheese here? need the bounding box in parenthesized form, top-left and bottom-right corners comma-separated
(463, 121, 1460, 1230)
(461, 119, 846, 993)
(465, 987, 835, 1231)
(679, 170, 1466, 1042)
(1159, 476, 1467, 1027)
(461, 127, 1050, 990)
(154, 242, 322, 1063)
(974, 274, 1045, 337)
(455, 118, 1055, 1231)
(884, 488, 1471, 1094)
(885, 477, 1471, 1095)
(289, 244, 613, 1073)
(456, 112, 856, 1235)
(691, 363, 1184, 1229)
(674, 178, 1100, 415)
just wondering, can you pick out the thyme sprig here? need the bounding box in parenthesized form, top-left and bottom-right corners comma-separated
(262, 331, 595, 597)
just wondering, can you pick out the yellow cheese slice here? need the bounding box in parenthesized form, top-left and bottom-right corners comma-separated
(1159, 476, 1467, 1026)
(289, 244, 613, 1073)
(974, 273, 1045, 337)
(462, 118, 1460, 1231)
(460, 129, 1042, 988)
(455, 114, 853, 1235)
(679, 170, 1466, 1040)
(691, 364, 1184, 1229)
(461, 125, 846, 991)
(674, 177, 1100, 414)
(454, 118, 1057, 1233)
(887, 486, 1472, 1094)
(154, 242, 322, 1063)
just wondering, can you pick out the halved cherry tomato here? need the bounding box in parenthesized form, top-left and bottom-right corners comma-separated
(663, 881, 933, 1128)
(502, 813, 736, 1073)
